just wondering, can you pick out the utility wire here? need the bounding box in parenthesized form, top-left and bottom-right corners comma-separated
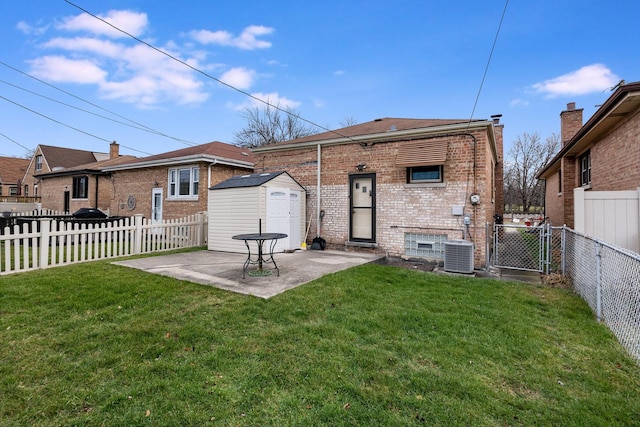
(0, 60, 198, 146)
(0, 78, 197, 145)
(64, 0, 358, 143)
(466, 0, 509, 130)
(0, 130, 31, 152)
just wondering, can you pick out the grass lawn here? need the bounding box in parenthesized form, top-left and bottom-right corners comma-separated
(1, 251, 639, 426)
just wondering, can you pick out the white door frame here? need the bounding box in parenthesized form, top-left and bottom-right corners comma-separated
(151, 187, 163, 233)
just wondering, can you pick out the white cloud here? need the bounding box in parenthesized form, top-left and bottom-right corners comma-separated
(190, 25, 274, 50)
(219, 67, 256, 90)
(57, 10, 148, 39)
(228, 92, 301, 111)
(16, 21, 49, 35)
(531, 64, 620, 98)
(333, 70, 345, 76)
(43, 37, 123, 58)
(28, 56, 106, 84)
(509, 99, 529, 107)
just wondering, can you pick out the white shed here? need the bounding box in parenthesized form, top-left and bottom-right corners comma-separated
(208, 171, 306, 253)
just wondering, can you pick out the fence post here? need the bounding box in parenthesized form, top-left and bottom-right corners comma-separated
(595, 242, 602, 322)
(561, 225, 567, 275)
(197, 212, 206, 246)
(485, 222, 490, 270)
(544, 223, 551, 275)
(38, 218, 51, 270)
(133, 214, 143, 254)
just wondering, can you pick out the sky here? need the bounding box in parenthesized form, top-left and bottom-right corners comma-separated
(1, 0, 638, 159)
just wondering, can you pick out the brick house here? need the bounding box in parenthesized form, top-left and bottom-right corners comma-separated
(0, 156, 30, 198)
(102, 141, 253, 221)
(22, 144, 111, 202)
(34, 142, 136, 213)
(251, 116, 504, 269)
(538, 81, 640, 228)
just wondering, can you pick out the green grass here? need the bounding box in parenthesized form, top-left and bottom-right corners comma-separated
(1, 255, 639, 426)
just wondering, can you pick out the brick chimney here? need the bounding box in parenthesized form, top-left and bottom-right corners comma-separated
(491, 114, 504, 215)
(110, 141, 120, 159)
(560, 102, 583, 146)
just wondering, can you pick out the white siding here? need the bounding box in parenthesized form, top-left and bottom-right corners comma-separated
(208, 187, 259, 253)
(207, 173, 306, 253)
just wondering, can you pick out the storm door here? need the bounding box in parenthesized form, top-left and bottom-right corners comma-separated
(349, 174, 375, 242)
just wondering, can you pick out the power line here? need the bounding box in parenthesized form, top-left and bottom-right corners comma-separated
(64, 0, 358, 143)
(0, 60, 198, 146)
(1, 94, 111, 144)
(466, 0, 509, 130)
(0, 78, 197, 146)
(0, 130, 31, 152)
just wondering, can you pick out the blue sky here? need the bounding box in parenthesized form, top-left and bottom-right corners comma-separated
(1, 0, 637, 159)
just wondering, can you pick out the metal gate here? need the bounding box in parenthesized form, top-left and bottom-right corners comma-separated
(491, 223, 553, 273)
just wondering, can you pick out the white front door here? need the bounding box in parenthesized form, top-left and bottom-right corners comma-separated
(151, 188, 163, 233)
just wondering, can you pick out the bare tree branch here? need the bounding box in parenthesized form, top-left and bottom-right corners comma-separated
(234, 103, 315, 148)
(504, 132, 560, 213)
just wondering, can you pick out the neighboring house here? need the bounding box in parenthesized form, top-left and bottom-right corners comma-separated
(22, 143, 112, 202)
(35, 143, 136, 213)
(251, 116, 504, 269)
(538, 81, 640, 252)
(102, 141, 254, 221)
(0, 156, 30, 198)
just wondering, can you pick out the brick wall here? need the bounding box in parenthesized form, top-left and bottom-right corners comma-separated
(254, 126, 498, 268)
(543, 170, 564, 226)
(109, 163, 248, 220)
(590, 109, 640, 191)
(39, 174, 113, 213)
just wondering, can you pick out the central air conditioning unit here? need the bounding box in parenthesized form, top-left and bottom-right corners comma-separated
(444, 239, 474, 274)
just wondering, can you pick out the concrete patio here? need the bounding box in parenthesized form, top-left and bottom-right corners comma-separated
(113, 249, 384, 299)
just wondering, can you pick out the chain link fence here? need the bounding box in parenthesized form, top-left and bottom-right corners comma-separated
(489, 224, 640, 363)
(564, 229, 640, 363)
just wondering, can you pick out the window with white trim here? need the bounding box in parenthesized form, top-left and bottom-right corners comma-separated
(168, 166, 199, 198)
(35, 155, 43, 171)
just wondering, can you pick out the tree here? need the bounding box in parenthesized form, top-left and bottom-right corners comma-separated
(504, 132, 560, 213)
(234, 103, 315, 148)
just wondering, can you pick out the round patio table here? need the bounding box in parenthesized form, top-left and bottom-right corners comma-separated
(232, 232, 287, 278)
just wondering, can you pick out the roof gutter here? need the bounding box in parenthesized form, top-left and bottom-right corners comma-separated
(102, 154, 253, 171)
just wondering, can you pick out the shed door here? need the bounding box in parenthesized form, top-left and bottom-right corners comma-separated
(266, 187, 301, 252)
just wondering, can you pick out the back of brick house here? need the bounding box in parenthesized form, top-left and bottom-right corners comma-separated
(538, 81, 640, 228)
(252, 116, 504, 269)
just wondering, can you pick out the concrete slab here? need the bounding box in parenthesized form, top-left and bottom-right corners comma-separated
(113, 249, 383, 299)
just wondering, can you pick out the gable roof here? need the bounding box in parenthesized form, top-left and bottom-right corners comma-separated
(0, 156, 30, 184)
(210, 171, 297, 190)
(538, 81, 640, 178)
(104, 141, 254, 171)
(252, 117, 487, 151)
(38, 144, 103, 170)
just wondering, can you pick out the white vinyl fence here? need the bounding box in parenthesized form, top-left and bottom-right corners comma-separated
(0, 213, 207, 275)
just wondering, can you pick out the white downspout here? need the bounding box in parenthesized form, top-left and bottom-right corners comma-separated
(316, 143, 321, 237)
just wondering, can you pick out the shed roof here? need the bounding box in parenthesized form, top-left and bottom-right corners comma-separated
(210, 171, 291, 190)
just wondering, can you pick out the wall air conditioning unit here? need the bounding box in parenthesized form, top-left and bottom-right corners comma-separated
(444, 239, 474, 274)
